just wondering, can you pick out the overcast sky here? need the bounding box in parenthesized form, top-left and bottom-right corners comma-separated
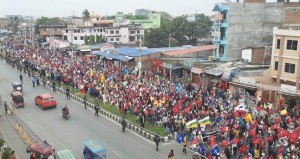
(0, 0, 227, 18)
(0, 0, 288, 18)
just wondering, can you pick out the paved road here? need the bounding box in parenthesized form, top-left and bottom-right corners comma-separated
(0, 60, 194, 159)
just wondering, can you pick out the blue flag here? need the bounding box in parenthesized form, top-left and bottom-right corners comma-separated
(198, 144, 205, 154)
(176, 133, 184, 144)
(211, 145, 220, 156)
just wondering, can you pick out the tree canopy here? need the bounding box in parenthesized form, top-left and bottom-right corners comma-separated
(82, 9, 91, 25)
(145, 14, 213, 48)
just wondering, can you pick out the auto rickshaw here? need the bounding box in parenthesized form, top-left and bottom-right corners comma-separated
(26, 142, 55, 159)
(12, 82, 23, 92)
(83, 140, 106, 159)
(55, 149, 76, 159)
(11, 91, 24, 108)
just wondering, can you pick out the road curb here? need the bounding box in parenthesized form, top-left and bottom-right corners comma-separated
(57, 87, 170, 143)
(11, 66, 170, 143)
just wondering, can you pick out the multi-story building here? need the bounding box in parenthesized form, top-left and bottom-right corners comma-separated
(62, 25, 105, 45)
(114, 12, 161, 29)
(135, 9, 154, 17)
(39, 25, 65, 39)
(130, 13, 161, 29)
(105, 24, 144, 44)
(212, 0, 300, 61)
(229, 27, 300, 108)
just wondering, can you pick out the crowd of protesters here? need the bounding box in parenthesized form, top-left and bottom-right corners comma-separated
(1, 34, 299, 159)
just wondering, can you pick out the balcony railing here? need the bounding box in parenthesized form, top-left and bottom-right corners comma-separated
(212, 31, 221, 37)
(212, 14, 223, 21)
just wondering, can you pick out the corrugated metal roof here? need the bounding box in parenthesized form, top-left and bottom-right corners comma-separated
(163, 45, 214, 56)
(95, 51, 134, 62)
(106, 47, 160, 57)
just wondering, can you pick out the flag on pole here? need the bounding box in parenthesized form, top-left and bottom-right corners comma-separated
(198, 116, 211, 125)
(186, 119, 198, 128)
(211, 145, 220, 156)
(234, 103, 247, 112)
(176, 133, 184, 144)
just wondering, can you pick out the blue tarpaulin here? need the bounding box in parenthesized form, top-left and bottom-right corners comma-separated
(95, 51, 133, 62)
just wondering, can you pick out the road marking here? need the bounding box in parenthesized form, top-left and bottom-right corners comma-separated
(112, 150, 123, 158)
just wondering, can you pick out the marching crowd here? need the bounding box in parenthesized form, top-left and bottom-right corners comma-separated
(1, 34, 300, 159)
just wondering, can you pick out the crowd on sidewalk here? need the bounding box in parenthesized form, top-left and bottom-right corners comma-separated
(1, 35, 300, 159)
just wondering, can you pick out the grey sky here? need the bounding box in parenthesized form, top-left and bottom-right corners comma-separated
(0, 0, 288, 18)
(0, 0, 225, 18)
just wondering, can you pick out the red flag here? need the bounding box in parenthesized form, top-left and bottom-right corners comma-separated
(173, 104, 180, 115)
(191, 137, 199, 144)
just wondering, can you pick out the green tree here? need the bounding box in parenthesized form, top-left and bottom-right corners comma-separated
(96, 35, 105, 44)
(9, 16, 20, 33)
(35, 17, 65, 34)
(84, 36, 89, 45)
(82, 9, 91, 26)
(171, 16, 188, 45)
(89, 35, 95, 45)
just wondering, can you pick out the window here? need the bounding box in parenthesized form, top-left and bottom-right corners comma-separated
(54, 29, 58, 31)
(116, 30, 119, 34)
(129, 36, 135, 41)
(110, 30, 114, 34)
(100, 29, 103, 32)
(286, 40, 298, 50)
(284, 63, 295, 74)
(66, 30, 68, 33)
(276, 39, 280, 49)
(74, 37, 77, 40)
(63, 36, 67, 40)
(130, 31, 135, 34)
(43, 29, 47, 31)
(80, 36, 84, 40)
(110, 38, 114, 41)
(137, 30, 140, 34)
(274, 61, 278, 71)
(116, 38, 119, 41)
(97, 18, 99, 21)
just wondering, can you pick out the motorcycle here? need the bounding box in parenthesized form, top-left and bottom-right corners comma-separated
(61, 107, 70, 119)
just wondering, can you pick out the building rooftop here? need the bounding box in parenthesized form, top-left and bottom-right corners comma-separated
(163, 45, 214, 56)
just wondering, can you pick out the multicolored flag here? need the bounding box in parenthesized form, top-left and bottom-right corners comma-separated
(186, 119, 198, 128)
(198, 116, 211, 125)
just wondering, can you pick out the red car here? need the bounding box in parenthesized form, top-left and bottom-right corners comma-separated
(34, 93, 57, 109)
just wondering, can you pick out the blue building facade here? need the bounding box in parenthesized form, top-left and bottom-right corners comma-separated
(212, 3, 229, 61)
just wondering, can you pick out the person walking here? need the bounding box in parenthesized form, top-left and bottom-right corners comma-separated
(66, 87, 70, 99)
(140, 114, 145, 129)
(52, 82, 56, 92)
(182, 133, 187, 154)
(4, 101, 8, 114)
(94, 104, 99, 116)
(19, 74, 23, 83)
(10, 150, 16, 159)
(32, 76, 36, 87)
(83, 95, 87, 109)
(121, 116, 127, 132)
(154, 135, 161, 151)
(168, 149, 175, 159)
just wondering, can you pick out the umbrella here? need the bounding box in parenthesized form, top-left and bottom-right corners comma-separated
(232, 138, 240, 144)
(252, 138, 260, 145)
(220, 127, 228, 133)
(239, 145, 248, 153)
(221, 140, 229, 147)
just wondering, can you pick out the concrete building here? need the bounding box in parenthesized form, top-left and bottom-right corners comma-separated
(229, 27, 300, 108)
(212, 1, 300, 61)
(62, 25, 105, 45)
(39, 25, 66, 39)
(114, 12, 161, 29)
(105, 24, 144, 44)
(135, 9, 154, 16)
(130, 13, 161, 29)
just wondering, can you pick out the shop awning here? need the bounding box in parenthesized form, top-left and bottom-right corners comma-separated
(230, 82, 258, 90)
